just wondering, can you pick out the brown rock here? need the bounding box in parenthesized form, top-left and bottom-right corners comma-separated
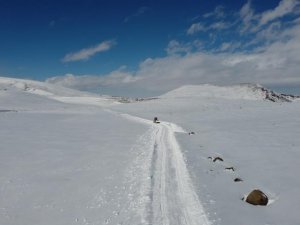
(245, 189, 268, 206)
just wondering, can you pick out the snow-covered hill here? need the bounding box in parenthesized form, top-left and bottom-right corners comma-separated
(0, 76, 91, 96)
(0, 77, 126, 108)
(162, 84, 299, 102)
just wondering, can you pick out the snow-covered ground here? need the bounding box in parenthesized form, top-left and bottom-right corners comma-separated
(113, 85, 300, 225)
(1, 77, 300, 225)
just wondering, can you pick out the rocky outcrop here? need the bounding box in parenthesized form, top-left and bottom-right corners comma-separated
(250, 85, 300, 102)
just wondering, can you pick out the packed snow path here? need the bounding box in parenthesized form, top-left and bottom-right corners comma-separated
(121, 113, 211, 225)
(150, 122, 210, 225)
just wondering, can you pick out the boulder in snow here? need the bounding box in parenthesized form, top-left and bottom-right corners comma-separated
(244, 189, 268, 206)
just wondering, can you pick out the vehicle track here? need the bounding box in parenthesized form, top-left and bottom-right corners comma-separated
(117, 112, 211, 225)
(150, 122, 211, 225)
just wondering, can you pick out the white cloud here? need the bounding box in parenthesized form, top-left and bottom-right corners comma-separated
(62, 40, 116, 62)
(203, 5, 225, 18)
(47, 67, 139, 90)
(256, 21, 282, 42)
(187, 22, 206, 35)
(187, 21, 231, 35)
(165, 40, 203, 55)
(239, 1, 257, 33)
(218, 42, 241, 52)
(165, 40, 191, 55)
(259, 0, 299, 26)
(209, 21, 231, 30)
(48, 24, 300, 96)
(239, 0, 300, 33)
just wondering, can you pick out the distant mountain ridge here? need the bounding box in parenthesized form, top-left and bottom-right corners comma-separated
(162, 84, 300, 102)
(1, 77, 299, 103)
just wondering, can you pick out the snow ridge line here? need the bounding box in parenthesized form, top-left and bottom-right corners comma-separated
(114, 112, 211, 225)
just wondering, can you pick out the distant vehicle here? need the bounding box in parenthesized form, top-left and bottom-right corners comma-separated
(153, 117, 160, 123)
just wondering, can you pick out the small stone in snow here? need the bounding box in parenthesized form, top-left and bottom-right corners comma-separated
(234, 177, 243, 182)
(213, 157, 223, 162)
(225, 167, 235, 171)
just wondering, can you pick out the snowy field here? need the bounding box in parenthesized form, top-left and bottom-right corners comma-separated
(113, 85, 300, 225)
(1, 77, 300, 225)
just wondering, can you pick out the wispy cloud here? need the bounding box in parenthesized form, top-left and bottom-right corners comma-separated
(209, 21, 231, 30)
(124, 6, 150, 23)
(217, 42, 242, 52)
(187, 22, 206, 35)
(188, 0, 300, 48)
(239, 0, 300, 33)
(239, 1, 255, 28)
(165, 40, 191, 55)
(187, 21, 231, 35)
(62, 40, 116, 63)
(203, 5, 226, 19)
(259, 0, 299, 26)
(165, 40, 203, 55)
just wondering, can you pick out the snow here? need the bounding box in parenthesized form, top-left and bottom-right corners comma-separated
(113, 86, 300, 225)
(1, 77, 300, 225)
(0, 106, 153, 225)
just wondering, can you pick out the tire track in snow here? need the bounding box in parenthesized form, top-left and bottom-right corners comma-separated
(117, 113, 211, 225)
(151, 122, 211, 225)
(151, 125, 170, 225)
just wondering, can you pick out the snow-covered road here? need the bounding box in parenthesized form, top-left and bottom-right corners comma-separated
(150, 122, 210, 225)
(120, 113, 211, 225)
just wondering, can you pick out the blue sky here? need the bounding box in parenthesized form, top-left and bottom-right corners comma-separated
(1, 0, 300, 96)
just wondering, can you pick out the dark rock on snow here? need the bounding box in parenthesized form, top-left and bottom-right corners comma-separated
(234, 178, 243, 182)
(213, 157, 224, 162)
(225, 167, 235, 171)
